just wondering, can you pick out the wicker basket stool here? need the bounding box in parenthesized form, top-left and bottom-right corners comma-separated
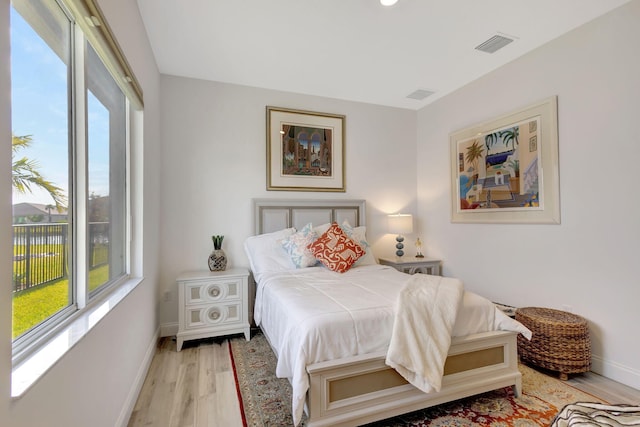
(516, 307, 591, 380)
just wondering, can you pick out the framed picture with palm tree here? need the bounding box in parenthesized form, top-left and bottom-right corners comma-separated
(450, 96, 560, 223)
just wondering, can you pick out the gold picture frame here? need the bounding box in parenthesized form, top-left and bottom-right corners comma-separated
(450, 96, 560, 223)
(267, 106, 345, 192)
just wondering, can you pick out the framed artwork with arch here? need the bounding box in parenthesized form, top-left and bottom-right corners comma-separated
(267, 106, 345, 192)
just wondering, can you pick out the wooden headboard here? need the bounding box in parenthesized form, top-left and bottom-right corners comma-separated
(253, 199, 366, 234)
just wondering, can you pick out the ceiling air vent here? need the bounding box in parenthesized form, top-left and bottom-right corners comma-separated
(475, 34, 514, 53)
(406, 89, 435, 100)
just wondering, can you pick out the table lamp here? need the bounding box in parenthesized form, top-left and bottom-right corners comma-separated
(388, 214, 413, 258)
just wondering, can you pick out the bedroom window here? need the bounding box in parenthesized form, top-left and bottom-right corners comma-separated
(10, 0, 142, 363)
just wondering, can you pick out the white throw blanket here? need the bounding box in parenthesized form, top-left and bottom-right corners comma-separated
(385, 274, 464, 393)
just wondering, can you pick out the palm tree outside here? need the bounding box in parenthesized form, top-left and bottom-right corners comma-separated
(12, 134, 67, 211)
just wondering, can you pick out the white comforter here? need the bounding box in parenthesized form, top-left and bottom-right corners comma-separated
(254, 264, 530, 426)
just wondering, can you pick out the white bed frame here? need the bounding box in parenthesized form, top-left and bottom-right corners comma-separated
(253, 198, 522, 427)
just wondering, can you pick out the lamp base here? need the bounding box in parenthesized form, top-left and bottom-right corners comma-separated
(395, 236, 405, 257)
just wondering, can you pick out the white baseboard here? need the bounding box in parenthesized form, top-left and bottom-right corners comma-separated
(591, 355, 640, 390)
(116, 326, 160, 427)
(160, 322, 179, 338)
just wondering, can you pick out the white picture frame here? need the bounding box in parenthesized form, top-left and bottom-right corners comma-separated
(450, 96, 560, 224)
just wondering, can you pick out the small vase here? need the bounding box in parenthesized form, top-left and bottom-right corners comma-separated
(208, 235, 227, 271)
(208, 249, 227, 271)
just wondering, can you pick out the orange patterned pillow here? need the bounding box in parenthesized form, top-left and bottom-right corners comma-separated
(308, 223, 364, 273)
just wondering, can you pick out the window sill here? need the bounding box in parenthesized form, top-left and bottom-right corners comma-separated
(11, 276, 144, 398)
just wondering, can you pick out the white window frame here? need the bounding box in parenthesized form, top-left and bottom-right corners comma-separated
(10, 0, 143, 395)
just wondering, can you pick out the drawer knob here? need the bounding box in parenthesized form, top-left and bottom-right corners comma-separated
(209, 310, 220, 320)
(209, 287, 220, 297)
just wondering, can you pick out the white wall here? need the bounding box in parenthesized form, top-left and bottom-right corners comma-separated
(157, 76, 417, 331)
(416, 1, 640, 388)
(0, 0, 162, 425)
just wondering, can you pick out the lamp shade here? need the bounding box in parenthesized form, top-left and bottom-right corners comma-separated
(388, 214, 413, 235)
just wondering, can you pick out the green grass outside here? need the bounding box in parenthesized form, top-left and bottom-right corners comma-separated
(12, 264, 109, 339)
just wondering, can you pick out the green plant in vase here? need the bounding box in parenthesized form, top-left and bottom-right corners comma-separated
(212, 235, 224, 250)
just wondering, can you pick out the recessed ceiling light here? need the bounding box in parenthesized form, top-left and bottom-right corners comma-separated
(380, 0, 398, 6)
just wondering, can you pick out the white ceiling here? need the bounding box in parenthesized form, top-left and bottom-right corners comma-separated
(136, 0, 630, 110)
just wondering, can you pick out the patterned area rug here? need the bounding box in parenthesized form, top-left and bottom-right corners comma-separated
(229, 331, 602, 427)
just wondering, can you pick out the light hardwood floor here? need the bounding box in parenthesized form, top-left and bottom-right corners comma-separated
(567, 371, 640, 405)
(127, 337, 244, 427)
(128, 336, 640, 427)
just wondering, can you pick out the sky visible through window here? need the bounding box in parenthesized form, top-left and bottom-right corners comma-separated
(11, 7, 109, 207)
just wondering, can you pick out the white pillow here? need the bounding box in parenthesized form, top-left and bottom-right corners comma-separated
(313, 222, 331, 236)
(244, 228, 296, 279)
(341, 220, 378, 266)
(281, 223, 319, 268)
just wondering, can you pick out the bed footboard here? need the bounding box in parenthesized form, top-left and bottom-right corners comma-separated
(306, 330, 521, 427)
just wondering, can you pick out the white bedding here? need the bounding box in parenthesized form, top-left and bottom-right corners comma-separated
(254, 264, 530, 426)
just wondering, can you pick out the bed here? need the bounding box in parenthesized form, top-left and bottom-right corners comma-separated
(246, 198, 530, 427)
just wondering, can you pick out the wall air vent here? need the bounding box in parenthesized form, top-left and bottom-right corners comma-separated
(475, 34, 514, 53)
(406, 89, 435, 100)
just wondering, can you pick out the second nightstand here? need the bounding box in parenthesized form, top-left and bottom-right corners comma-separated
(379, 257, 442, 276)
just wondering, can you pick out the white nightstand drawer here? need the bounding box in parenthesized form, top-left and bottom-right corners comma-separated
(184, 278, 242, 305)
(183, 302, 242, 330)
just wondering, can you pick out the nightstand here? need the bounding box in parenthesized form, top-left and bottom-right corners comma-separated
(378, 257, 442, 276)
(176, 268, 250, 351)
